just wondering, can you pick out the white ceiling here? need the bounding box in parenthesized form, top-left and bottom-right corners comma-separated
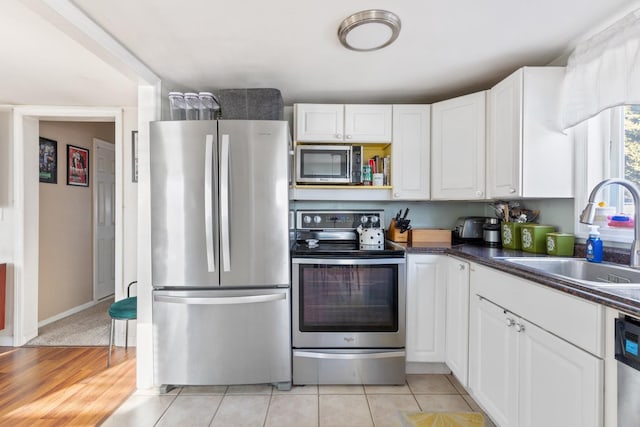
(2, 0, 638, 107)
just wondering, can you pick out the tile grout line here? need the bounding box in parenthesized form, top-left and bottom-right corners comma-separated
(152, 375, 484, 427)
(153, 390, 179, 427)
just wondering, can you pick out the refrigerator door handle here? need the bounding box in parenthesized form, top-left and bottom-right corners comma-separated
(154, 293, 286, 305)
(204, 134, 216, 272)
(220, 134, 231, 272)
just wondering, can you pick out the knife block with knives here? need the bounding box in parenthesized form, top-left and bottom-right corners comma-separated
(387, 219, 409, 242)
(388, 208, 412, 242)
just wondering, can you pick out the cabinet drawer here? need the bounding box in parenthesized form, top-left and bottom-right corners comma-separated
(470, 263, 604, 357)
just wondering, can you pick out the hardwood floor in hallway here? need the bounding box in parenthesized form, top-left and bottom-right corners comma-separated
(0, 346, 136, 426)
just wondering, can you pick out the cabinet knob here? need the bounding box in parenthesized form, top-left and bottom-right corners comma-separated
(458, 264, 465, 270)
(509, 188, 516, 194)
(394, 193, 400, 197)
(506, 318, 516, 327)
(335, 134, 342, 139)
(515, 323, 525, 333)
(345, 134, 352, 139)
(476, 190, 483, 197)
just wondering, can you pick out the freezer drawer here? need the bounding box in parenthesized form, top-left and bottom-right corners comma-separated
(154, 288, 291, 387)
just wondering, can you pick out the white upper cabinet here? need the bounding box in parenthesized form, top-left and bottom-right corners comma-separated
(431, 91, 487, 200)
(294, 104, 392, 143)
(486, 67, 573, 199)
(344, 105, 393, 142)
(294, 104, 344, 142)
(391, 105, 431, 200)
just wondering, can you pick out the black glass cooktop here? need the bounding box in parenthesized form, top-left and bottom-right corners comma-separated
(291, 240, 405, 258)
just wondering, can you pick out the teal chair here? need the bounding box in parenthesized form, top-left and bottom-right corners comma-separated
(108, 281, 137, 367)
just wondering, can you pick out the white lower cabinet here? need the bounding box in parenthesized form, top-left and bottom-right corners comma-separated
(517, 312, 602, 427)
(445, 257, 470, 386)
(406, 254, 446, 362)
(469, 287, 603, 427)
(469, 295, 517, 426)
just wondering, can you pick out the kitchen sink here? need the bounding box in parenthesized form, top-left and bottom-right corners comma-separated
(498, 257, 640, 289)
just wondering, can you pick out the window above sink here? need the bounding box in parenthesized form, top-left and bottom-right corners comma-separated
(574, 105, 640, 245)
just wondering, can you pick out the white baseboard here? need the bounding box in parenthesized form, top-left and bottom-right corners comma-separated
(0, 336, 13, 346)
(38, 300, 101, 328)
(405, 362, 451, 374)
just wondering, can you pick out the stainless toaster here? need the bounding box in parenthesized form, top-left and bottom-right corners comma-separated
(453, 216, 491, 240)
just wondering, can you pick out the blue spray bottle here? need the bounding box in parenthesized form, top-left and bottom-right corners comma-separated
(585, 225, 603, 263)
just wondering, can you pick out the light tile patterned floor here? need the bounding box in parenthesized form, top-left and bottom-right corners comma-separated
(103, 374, 497, 427)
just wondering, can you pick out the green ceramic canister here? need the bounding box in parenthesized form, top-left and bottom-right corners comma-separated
(521, 224, 556, 253)
(501, 222, 523, 249)
(546, 233, 575, 256)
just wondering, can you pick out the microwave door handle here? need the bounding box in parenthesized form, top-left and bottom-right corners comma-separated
(347, 147, 352, 182)
(220, 134, 231, 272)
(204, 134, 216, 272)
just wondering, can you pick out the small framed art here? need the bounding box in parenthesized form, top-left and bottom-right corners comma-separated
(67, 145, 89, 187)
(39, 137, 57, 184)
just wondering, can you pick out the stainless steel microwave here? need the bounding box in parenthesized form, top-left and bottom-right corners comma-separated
(296, 145, 362, 184)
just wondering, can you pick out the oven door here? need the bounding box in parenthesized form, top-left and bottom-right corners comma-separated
(291, 257, 405, 348)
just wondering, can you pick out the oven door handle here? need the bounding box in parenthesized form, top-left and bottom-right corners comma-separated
(291, 257, 405, 265)
(293, 350, 405, 360)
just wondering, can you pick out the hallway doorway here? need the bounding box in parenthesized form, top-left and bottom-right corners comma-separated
(37, 122, 115, 331)
(12, 106, 126, 347)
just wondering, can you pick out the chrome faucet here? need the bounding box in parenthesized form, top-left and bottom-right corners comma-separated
(579, 178, 640, 268)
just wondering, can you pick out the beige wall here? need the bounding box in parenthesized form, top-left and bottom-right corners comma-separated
(38, 121, 115, 322)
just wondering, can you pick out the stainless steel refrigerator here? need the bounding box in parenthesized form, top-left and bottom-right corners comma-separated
(150, 120, 291, 390)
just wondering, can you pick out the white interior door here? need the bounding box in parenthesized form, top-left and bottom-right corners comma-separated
(93, 138, 115, 300)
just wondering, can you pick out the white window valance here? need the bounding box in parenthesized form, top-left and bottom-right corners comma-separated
(560, 9, 640, 129)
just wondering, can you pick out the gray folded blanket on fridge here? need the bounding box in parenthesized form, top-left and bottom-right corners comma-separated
(214, 88, 284, 120)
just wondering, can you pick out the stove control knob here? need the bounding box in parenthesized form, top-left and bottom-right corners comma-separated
(313, 215, 322, 224)
(303, 215, 312, 224)
(370, 216, 379, 224)
(361, 216, 369, 224)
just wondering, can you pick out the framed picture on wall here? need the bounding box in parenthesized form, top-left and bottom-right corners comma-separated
(67, 145, 89, 187)
(39, 137, 58, 184)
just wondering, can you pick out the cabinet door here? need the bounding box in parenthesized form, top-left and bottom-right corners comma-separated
(391, 105, 430, 200)
(487, 68, 523, 198)
(469, 295, 518, 427)
(295, 104, 344, 142)
(445, 258, 470, 386)
(518, 318, 603, 427)
(344, 105, 392, 142)
(520, 67, 573, 197)
(406, 255, 446, 362)
(431, 92, 486, 200)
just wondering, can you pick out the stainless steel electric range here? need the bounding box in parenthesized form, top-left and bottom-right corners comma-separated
(290, 210, 406, 385)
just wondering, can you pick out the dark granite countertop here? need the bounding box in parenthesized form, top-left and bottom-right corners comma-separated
(402, 242, 640, 317)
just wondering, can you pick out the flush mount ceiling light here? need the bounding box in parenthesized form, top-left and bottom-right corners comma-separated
(338, 9, 401, 52)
